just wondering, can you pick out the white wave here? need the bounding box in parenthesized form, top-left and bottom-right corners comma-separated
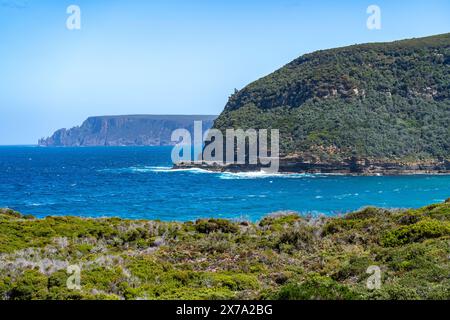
(132, 166, 171, 173)
(98, 166, 214, 174)
(218, 171, 317, 180)
(153, 167, 215, 174)
(99, 166, 332, 178)
(145, 166, 217, 174)
(26, 201, 56, 206)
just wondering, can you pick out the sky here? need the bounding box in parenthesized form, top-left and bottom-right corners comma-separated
(0, 0, 449, 144)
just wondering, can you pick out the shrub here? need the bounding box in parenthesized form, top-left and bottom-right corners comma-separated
(276, 226, 314, 251)
(345, 207, 386, 220)
(9, 270, 48, 300)
(398, 213, 421, 225)
(259, 214, 301, 228)
(381, 219, 450, 247)
(276, 275, 358, 300)
(332, 255, 373, 281)
(0, 209, 23, 219)
(0, 277, 12, 300)
(210, 273, 259, 291)
(194, 219, 238, 234)
(321, 219, 356, 236)
(363, 283, 420, 300)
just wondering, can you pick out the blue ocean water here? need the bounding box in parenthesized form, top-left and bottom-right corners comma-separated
(0, 146, 449, 221)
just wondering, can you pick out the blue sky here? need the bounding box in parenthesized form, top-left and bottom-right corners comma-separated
(0, 0, 449, 144)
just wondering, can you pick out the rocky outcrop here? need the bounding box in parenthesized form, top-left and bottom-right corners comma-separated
(39, 115, 216, 147)
(175, 157, 450, 175)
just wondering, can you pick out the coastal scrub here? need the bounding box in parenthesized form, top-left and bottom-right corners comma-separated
(0, 201, 449, 300)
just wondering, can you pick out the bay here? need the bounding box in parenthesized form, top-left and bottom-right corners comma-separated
(0, 146, 448, 221)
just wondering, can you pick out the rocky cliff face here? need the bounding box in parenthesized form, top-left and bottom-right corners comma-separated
(39, 115, 216, 147)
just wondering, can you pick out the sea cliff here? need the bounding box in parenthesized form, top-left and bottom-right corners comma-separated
(39, 115, 216, 147)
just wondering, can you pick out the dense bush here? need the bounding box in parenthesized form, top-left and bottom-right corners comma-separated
(194, 218, 239, 234)
(381, 219, 450, 246)
(8, 270, 48, 300)
(275, 275, 358, 300)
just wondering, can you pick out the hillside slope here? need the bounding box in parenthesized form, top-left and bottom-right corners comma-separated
(212, 33, 450, 173)
(0, 200, 449, 300)
(39, 115, 216, 147)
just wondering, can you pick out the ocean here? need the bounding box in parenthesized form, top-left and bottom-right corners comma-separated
(0, 146, 449, 221)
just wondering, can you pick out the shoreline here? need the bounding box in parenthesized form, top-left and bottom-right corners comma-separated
(0, 202, 443, 223)
(0, 205, 412, 223)
(173, 163, 450, 176)
(1, 199, 449, 300)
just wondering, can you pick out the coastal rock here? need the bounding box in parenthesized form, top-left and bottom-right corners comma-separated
(39, 115, 216, 147)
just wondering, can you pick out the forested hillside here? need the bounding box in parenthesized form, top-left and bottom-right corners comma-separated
(213, 33, 450, 165)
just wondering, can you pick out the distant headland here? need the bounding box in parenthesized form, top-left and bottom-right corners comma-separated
(38, 115, 217, 147)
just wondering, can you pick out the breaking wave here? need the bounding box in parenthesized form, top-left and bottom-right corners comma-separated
(98, 166, 214, 174)
(218, 171, 318, 180)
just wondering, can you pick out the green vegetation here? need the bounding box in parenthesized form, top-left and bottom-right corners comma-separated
(213, 33, 450, 162)
(0, 200, 449, 300)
